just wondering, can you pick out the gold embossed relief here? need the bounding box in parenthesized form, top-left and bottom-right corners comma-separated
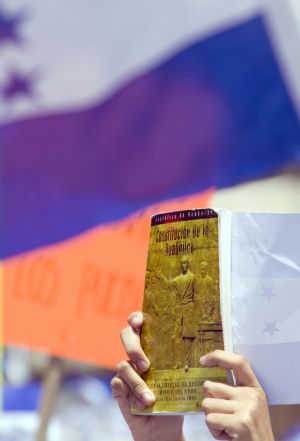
(132, 209, 226, 414)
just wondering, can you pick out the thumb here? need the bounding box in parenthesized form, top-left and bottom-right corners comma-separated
(200, 350, 261, 388)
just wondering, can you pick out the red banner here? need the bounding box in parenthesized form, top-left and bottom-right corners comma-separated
(4, 189, 213, 368)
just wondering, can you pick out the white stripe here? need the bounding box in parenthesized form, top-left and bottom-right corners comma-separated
(212, 171, 300, 212)
(1, 0, 299, 123)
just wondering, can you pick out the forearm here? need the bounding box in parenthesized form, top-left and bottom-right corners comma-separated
(269, 405, 300, 440)
(153, 434, 185, 441)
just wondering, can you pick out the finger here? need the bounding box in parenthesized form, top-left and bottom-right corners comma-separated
(127, 311, 143, 330)
(116, 360, 155, 407)
(201, 397, 236, 415)
(111, 375, 147, 410)
(111, 375, 130, 400)
(206, 425, 231, 441)
(203, 381, 236, 400)
(200, 350, 261, 388)
(206, 413, 237, 439)
(120, 326, 149, 372)
(111, 376, 144, 423)
(204, 410, 232, 441)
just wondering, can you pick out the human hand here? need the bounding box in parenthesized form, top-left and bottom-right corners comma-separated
(111, 311, 184, 441)
(200, 350, 274, 441)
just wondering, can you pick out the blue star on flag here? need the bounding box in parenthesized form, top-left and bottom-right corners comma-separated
(260, 285, 276, 301)
(0, 7, 26, 47)
(263, 321, 280, 338)
(1, 69, 39, 102)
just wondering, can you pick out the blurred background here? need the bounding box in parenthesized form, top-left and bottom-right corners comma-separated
(1, 0, 300, 439)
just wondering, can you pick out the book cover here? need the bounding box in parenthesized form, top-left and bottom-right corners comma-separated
(132, 208, 226, 414)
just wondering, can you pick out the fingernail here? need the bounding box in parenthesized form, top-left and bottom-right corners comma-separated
(200, 355, 207, 365)
(203, 380, 210, 390)
(134, 398, 146, 409)
(132, 315, 142, 327)
(142, 391, 155, 405)
(138, 360, 149, 372)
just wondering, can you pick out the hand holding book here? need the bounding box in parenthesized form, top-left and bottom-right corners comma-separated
(111, 311, 185, 441)
(200, 351, 274, 440)
(111, 312, 274, 441)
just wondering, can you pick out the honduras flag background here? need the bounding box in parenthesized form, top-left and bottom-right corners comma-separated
(1, 0, 300, 367)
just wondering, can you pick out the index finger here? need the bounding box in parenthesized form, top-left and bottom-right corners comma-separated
(200, 350, 261, 388)
(127, 311, 143, 332)
(120, 325, 149, 373)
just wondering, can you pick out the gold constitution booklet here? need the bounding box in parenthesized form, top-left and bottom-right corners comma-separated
(133, 209, 300, 411)
(132, 208, 226, 415)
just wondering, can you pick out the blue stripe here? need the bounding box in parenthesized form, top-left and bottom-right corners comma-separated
(1, 16, 300, 257)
